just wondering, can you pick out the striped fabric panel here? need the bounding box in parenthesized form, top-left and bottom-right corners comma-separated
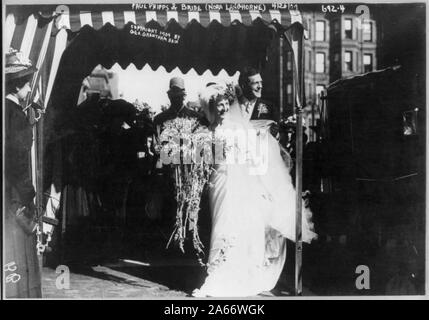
(260, 10, 272, 26)
(166, 10, 178, 23)
(6, 6, 303, 32)
(209, 11, 221, 24)
(177, 11, 189, 26)
(123, 11, 136, 25)
(41, 31, 57, 109)
(5, 13, 16, 49)
(229, 10, 242, 23)
(113, 10, 125, 29)
(101, 11, 115, 26)
(54, 7, 71, 31)
(239, 10, 252, 26)
(156, 10, 168, 26)
(91, 9, 104, 30)
(9, 14, 29, 52)
(135, 10, 147, 27)
(29, 22, 50, 62)
(44, 29, 69, 109)
(187, 11, 200, 23)
(19, 14, 38, 58)
(269, 10, 282, 24)
(30, 20, 55, 107)
(145, 11, 157, 23)
(249, 10, 262, 22)
(198, 11, 210, 27)
(280, 10, 292, 29)
(79, 11, 93, 27)
(68, 6, 81, 31)
(219, 11, 232, 27)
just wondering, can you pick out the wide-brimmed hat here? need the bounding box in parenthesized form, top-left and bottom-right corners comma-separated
(5, 48, 37, 81)
(167, 76, 186, 95)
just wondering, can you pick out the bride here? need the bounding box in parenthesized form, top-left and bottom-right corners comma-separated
(192, 83, 317, 297)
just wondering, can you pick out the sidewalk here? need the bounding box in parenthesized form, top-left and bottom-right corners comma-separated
(42, 263, 188, 299)
(42, 258, 315, 299)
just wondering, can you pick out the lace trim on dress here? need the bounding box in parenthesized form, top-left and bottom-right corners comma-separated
(206, 236, 236, 274)
(263, 229, 285, 266)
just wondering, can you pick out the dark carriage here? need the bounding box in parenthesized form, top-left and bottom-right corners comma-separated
(318, 66, 425, 293)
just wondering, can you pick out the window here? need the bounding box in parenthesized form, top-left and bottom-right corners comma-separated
(286, 84, 292, 104)
(287, 51, 292, 71)
(344, 51, 353, 72)
(363, 54, 373, 72)
(315, 21, 325, 41)
(315, 52, 325, 73)
(316, 85, 325, 99)
(306, 50, 312, 71)
(305, 51, 308, 71)
(363, 21, 373, 42)
(344, 19, 353, 39)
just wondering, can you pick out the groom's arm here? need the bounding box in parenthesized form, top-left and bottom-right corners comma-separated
(265, 101, 280, 139)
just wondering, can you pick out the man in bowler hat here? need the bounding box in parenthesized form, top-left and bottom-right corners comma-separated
(154, 76, 207, 133)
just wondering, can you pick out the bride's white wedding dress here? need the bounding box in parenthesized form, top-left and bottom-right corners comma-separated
(193, 103, 317, 297)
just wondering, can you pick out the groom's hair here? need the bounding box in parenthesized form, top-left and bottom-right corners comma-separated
(238, 67, 260, 88)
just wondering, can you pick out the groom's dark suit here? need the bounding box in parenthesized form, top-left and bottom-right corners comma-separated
(248, 98, 277, 121)
(242, 98, 279, 136)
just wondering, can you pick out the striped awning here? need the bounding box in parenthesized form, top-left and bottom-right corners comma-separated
(5, 4, 305, 111)
(6, 4, 305, 33)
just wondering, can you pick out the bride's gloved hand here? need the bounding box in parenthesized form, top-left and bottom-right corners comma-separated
(302, 190, 311, 208)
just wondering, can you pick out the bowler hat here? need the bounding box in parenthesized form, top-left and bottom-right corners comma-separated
(167, 77, 186, 94)
(5, 48, 37, 81)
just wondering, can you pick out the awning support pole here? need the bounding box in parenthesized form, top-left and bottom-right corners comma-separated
(294, 28, 305, 297)
(279, 37, 284, 118)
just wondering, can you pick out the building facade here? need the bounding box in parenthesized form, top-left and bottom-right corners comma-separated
(282, 12, 377, 141)
(77, 65, 119, 104)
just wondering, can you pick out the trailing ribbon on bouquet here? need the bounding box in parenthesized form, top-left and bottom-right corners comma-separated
(158, 118, 219, 263)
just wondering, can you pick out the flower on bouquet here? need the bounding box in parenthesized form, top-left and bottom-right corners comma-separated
(158, 117, 223, 263)
(282, 114, 306, 127)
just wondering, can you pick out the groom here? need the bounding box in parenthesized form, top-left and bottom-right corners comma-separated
(238, 67, 279, 138)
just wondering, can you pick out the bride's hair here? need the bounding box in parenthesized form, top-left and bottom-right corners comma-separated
(199, 82, 237, 125)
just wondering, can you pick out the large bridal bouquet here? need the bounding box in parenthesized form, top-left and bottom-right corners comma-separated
(158, 117, 223, 262)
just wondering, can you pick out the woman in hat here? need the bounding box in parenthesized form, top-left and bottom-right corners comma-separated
(4, 48, 42, 298)
(192, 83, 317, 297)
